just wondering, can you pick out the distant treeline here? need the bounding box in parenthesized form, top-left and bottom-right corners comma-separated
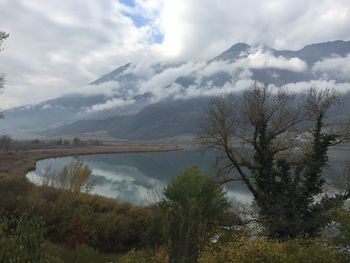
(0, 135, 103, 151)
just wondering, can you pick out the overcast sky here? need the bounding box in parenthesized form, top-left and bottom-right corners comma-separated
(0, 0, 349, 109)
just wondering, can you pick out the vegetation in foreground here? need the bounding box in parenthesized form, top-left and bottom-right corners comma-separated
(2, 164, 350, 263)
(2, 32, 350, 262)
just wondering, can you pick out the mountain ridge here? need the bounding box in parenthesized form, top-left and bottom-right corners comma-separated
(2, 39, 350, 138)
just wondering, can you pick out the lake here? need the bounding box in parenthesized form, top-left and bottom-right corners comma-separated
(26, 149, 251, 205)
(26, 145, 350, 206)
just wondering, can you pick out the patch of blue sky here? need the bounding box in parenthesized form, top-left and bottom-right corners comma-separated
(152, 31, 164, 44)
(122, 11, 151, 27)
(120, 1, 164, 44)
(119, 0, 135, 7)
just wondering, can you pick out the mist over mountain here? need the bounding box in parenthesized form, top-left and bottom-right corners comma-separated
(2, 40, 350, 139)
(41, 97, 211, 140)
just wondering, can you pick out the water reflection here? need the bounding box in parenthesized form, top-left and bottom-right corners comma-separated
(26, 150, 251, 205)
(27, 145, 349, 206)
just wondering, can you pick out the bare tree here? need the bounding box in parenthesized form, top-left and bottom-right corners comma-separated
(0, 135, 12, 152)
(200, 82, 350, 239)
(0, 31, 9, 119)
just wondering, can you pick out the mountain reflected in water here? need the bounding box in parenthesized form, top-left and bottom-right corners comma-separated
(27, 145, 349, 205)
(26, 149, 252, 205)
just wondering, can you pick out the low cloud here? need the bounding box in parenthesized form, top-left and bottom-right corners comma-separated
(200, 60, 236, 76)
(1, 0, 349, 109)
(177, 78, 253, 99)
(312, 54, 350, 81)
(80, 51, 342, 110)
(283, 79, 350, 94)
(82, 81, 122, 97)
(138, 62, 202, 100)
(197, 49, 308, 80)
(247, 49, 308, 72)
(86, 98, 135, 113)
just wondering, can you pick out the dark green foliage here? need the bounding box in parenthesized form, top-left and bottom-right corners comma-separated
(161, 166, 230, 263)
(72, 137, 81, 146)
(255, 90, 344, 238)
(251, 109, 339, 238)
(0, 215, 44, 263)
(327, 206, 350, 255)
(201, 84, 349, 239)
(0, 174, 33, 217)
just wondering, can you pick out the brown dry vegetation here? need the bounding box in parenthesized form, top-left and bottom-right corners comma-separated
(0, 143, 177, 258)
(0, 172, 163, 255)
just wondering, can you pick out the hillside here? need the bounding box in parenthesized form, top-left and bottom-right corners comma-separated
(3, 40, 350, 139)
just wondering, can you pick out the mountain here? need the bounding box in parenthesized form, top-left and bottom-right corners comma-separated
(90, 63, 133, 85)
(205, 40, 350, 86)
(210, 42, 251, 62)
(274, 40, 350, 65)
(2, 40, 350, 139)
(212, 40, 350, 65)
(40, 97, 210, 140)
(40, 93, 350, 140)
(1, 64, 152, 133)
(1, 91, 151, 133)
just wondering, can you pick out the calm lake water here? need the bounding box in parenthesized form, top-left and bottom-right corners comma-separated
(26, 149, 251, 205)
(26, 145, 350, 206)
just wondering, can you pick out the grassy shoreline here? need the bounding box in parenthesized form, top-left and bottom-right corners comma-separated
(0, 145, 180, 177)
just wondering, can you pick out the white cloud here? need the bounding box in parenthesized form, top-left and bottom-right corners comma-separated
(200, 61, 235, 76)
(275, 79, 350, 94)
(123, 61, 155, 79)
(0, 0, 349, 109)
(198, 49, 308, 77)
(246, 49, 308, 72)
(0, 0, 154, 108)
(138, 62, 202, 100)
(82, 81, 122, 97)
(312, 53, 350, 80)
(155, 0, 350, 59)
(177, 78, 252, 99)
(86, 98, 135, 113)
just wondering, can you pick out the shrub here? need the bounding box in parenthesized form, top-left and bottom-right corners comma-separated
(55, 159, 95, 193)
(117, 247, 168, 263)
(0, 215, 44, 262)
(32, 187, 158, 253)
(161, 166, 231, 263)
(327, 206, 350, 257)
(0, 174, 33, 217)
(199, 238, 345, 263)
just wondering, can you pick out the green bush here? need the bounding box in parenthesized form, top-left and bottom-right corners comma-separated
(199, 238, 345, 263)
(328, 206, 350, 249)
(107, 238, 346, 263)
(116, 247, 167, 263)
(40, 242, 119, 263)
(161, 166, 231, 263)
(0, 215, 44, 262)
(0, 174, 33, 217)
